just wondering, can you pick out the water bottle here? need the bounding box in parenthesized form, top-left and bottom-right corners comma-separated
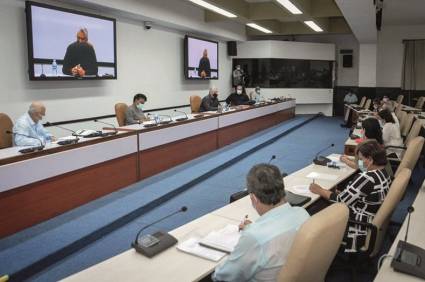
(51, 59, 58, 76)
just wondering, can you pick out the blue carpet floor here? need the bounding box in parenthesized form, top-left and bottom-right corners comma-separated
(0, 115, 423, 282)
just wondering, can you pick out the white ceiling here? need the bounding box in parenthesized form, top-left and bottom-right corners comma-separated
(383, 0, 425, 26)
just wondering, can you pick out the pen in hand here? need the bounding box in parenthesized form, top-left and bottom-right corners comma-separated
(238, 215, 250, 232)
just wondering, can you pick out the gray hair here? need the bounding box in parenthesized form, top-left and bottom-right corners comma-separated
(246, 164, 285, 205)
(28, 101, 45, 114)
(209, 86, 218, 95)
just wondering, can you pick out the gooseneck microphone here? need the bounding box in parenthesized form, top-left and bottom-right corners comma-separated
(93, 119, 118, 136)
(174, 109, 189, 121)
(132, 206, 188, 258)
(6, 130, 44, 153)
(268, 155, 276, 164)
(404, 206, 415, 242)
(313, 143, 335, 166)
(45, 122, 76, 135)
(45, 122, 80, 145)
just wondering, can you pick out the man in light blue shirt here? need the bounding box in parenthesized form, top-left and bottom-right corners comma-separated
(13, 102, 54, 146)
(213, 164, 310, 282)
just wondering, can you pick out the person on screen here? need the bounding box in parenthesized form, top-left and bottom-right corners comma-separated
(198, 49, 211, 78)
(125, 93, 148, 125)
(62, 28, 98, 77)
(199, 86, 220, 112)
(13, 102, 55, 146)
(212, 164, 310, 281)
(225, 85, 250, 106)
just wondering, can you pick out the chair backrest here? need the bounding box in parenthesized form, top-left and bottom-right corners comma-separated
(395, 136, 424, 177)
(367, 168, 411, 257)
(114, 103, 129, 127)
(278, 203, 349, 282)
(401, 113, 415, 137)
(190, 95, 202, 113)
(395, 103, 403, 116)
(405, 119, 422, 147)
(396, 95, 404, 105)
(397, 111, 407, 132)
(359, 96, 366, 107)
(415, 96, 425, 110)
(0, 113, 13, 149)
(363, 99, 371, 110)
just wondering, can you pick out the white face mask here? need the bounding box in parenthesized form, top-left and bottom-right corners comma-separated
(237, 89, 242, 94)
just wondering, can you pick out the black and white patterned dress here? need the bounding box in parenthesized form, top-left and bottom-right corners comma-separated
(330, 168, 391, 253)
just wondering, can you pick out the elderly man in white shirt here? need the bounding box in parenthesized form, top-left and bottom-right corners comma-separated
(13, 102, 55, 146)
(212, 164, 310, 282)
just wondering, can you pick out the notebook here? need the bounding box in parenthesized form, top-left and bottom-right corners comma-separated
(199, 224, 241, 254)
(177, 237, 226, 262)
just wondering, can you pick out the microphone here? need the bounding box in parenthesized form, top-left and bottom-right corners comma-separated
(6, 130, 44, 153)
(132, 206, 188, 258)
(45, 122, 80, 145)
(158, 114, 173, 125)
(268, 155, 276, 164)
(93, 119, 118, 136)
(174, 109, 189, 121)
(404, 206, 414, 242)
(144, 113, 159, 128)
(313, 143, 335, 166)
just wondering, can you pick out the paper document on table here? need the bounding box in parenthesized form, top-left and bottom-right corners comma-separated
(177, 237, 226, 262)
(199, 224, 241, 253)
(306, 172, 338, 181)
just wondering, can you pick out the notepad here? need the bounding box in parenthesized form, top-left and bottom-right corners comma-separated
(199, 224, 241, 254)
(306, 172, 338, 181)
(177, 237, 226, 262)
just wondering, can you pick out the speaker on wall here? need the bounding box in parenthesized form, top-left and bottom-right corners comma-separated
(343, 54, 353, 68)
(227, 41, 237, 56)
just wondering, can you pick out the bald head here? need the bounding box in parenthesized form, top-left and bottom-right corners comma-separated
(28, 102, 46, 123)
(209, 86, 218, 97)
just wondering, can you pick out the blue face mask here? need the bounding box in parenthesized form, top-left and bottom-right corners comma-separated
(137, 103, 144, 111)
(358, 159, 367, 172)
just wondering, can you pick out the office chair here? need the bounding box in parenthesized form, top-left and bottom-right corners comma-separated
(278, 203, 349, 282)
(114, 103, 128, 127)
(189, 95, 202, 113)
(363, 99, 371, 110)
(404, 119, 423, 147)
(396, 94, 404, 105)
(358, 96, 366, 108)
(0, 113, 13, 149)
(414, 96, 424, 110)
(400, 113, 415, 138)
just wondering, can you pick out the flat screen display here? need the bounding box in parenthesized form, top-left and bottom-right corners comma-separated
(25, 1, 117, 80)
(184, 35, 218, 80)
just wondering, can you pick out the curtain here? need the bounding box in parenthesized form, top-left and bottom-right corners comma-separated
(402, 40, 425, 91)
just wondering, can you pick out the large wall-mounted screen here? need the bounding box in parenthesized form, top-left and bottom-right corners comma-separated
(184, 35, 218, 80)
(26, 1, 117, 80)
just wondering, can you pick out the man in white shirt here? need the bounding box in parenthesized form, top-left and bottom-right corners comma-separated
(13, 102, 54, 146)
(343, 90, 358, 104)
(212, 164, 310, 282)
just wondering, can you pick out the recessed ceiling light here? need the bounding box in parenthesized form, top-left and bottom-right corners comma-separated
(188, 0, 237, 18)
(246, 23, 273, 34)
(304, 21, 323, 32)
(276, 0, 302, 15)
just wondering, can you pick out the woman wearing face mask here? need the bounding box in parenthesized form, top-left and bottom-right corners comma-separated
(309, 140, 391, 253)
(124, 93, 148, 125)
(378, 109, 403, 158)
(340, 118, 384, 169)
(225, 85, 250, 106)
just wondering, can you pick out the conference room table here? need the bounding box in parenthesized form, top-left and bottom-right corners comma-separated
(63, 154, 356, 282)
(374, 180, 425, 282)
(0, 100, 295, 238)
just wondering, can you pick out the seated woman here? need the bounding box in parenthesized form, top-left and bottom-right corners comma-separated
(225, 85, 250, 106)
(341, 117, 383, 169)
(310, 140, 391, 253)
(378, 109, 403, 158)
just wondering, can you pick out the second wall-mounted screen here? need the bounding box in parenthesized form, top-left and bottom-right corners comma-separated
(233, 58, 333, 88)
(184, 35, 218, 80)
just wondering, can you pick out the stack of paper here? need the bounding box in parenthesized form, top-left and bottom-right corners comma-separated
(177, 237, 226, 262)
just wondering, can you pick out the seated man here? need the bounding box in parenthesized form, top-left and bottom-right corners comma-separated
(200, 86, 219, 112)
(225, 85, 251, 106)
(125, 93, 148, 125)
(343, 90, 358, 105)
(213, 164, 310, 282)
(13, 102, 54, 146)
